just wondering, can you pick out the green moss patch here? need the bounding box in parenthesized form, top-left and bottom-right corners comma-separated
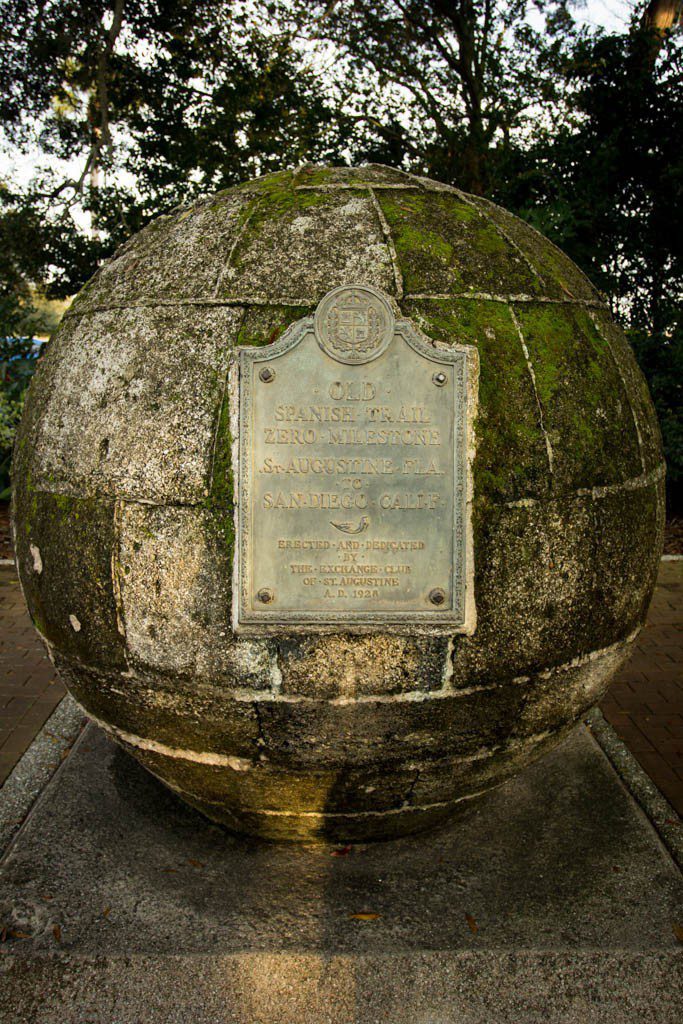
(514, 303, 643, 491)
(470, 197, 601, 303)
(378, 190, 538, 296)
(293, 164, 415, 188)
(403, 298, 551, 506)
(236, 305, 313, 349)
(220, 186, 395, 300)
(228, 168, 296, 196)
(13, 490, 126, 670)
(590, 310, 663, 473)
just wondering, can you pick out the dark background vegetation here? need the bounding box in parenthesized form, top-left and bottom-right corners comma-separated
(0, 0, 681, 513)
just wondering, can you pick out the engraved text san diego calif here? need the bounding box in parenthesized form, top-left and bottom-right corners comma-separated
(232, 285, 477, 634)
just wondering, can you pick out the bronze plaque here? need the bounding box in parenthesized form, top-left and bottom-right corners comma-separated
(232, 285, 476, 634)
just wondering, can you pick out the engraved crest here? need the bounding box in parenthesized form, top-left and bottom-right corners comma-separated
(315, 285, 394, 364)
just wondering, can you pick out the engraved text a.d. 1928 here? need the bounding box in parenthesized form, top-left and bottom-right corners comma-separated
(233, 284, 475, 634)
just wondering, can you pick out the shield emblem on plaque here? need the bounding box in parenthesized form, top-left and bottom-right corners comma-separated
(324, 289, 385, 360)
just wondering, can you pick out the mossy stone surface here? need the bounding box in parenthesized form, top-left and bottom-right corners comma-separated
(13, 489, 126, 670)
(13, 163, 664, 842)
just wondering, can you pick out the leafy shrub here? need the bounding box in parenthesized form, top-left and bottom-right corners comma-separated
(0, 336, 42, 500)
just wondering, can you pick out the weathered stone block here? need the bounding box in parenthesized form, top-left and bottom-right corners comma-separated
(408, 728, 575, 806)
(512, 303, 643, 492)
(55, 656, 262, 758)
(452, 496, 596, 686)
(293, 164, 418, 188)
(254, 686, 527, 770)
(277, 634, 449, 699)
(70, 192, 252, 311)
(588, 480, 664, 647)
(589, 309, 664, 474)
(23, 305, 242, 503)
(469, 195, 603, 303)
(404, 298, 551, 505)
(117, 503, 273, 689)
(116, 742, 418, 815)
(511, 645, 634, 738)
(220, 188, 396, 300)
(13, 490, 125, 670)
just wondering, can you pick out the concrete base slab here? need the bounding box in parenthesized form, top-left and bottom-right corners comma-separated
(0, 723, 681, 1022)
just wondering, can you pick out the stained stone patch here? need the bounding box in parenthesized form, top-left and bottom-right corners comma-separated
(54, 655, 262, 758)
(115, 740, 417, 815)
(180, 789, 453, 842)
(408, 727, 575, 806)
(117, 503, 273, 689)
(251, 686, 528, 770)
(219, 188, 396, 300)
(589, 480, 665, 646)
(13, 491, 125, 670)
(117, 720, 576, 818)
(511, 644, 634, 738)
(276, 634, 449, 699)
(452, 496, 596, 687)
(228, 168, 296, 195)
(25, 305, 242, 503)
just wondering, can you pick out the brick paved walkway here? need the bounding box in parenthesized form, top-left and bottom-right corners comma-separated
(0, 561, 681, 815)
(0, 567, 65, 785)
(601, 559, 683, 817)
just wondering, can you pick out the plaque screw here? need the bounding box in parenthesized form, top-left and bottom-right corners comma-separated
(256, 588, 274, 604)
(259, 367, 276, 383)
(428, 588, 446, 606)
(432, 372, 448, 387)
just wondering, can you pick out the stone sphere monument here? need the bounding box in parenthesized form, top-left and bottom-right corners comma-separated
(13, 165, 664, 841)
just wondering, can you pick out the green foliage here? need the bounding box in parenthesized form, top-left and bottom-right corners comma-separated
(292, 0, 581, 196)
(0, 0, 681, 509)
(631, 324, 683, 507)
(0, 337, 41, 499)
(508, 23, 683, 511)
(0, 0, 345, 297)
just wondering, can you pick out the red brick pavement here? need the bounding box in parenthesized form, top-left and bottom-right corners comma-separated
(0, 560, 681, 816)
(0, 566, 65, 785)
(601, 559, 683, 817)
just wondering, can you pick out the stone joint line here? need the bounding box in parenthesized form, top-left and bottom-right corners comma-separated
(501, 462, 665, 508)
(30, 462, 665, 521)
(62, 628, 639, 733)
(368, 186, 404, 298)
(179, 785, 493, 820)
(61, 292, 610, 321)
(82, 708, 556, 804)
(508, 305, 555, 475)
(588, 309, 647, 475)
(212, 195, 265, 298)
